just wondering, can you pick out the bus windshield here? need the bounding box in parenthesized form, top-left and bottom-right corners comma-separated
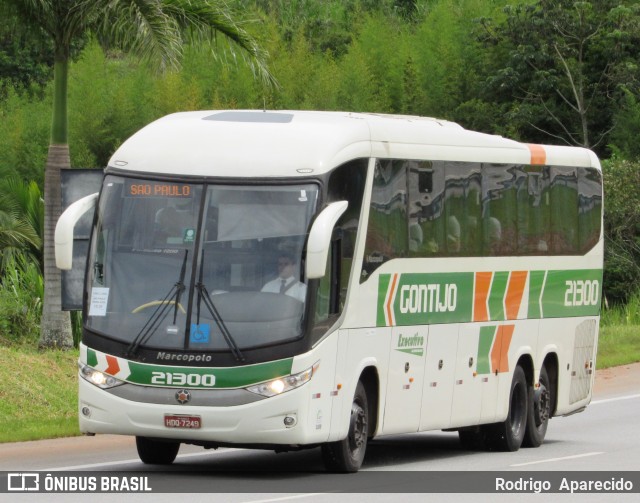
(86, 175, 319, 354)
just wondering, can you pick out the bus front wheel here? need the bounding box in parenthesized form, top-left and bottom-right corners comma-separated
(135, 436, 180, 465)
(321, 381, 368, 473)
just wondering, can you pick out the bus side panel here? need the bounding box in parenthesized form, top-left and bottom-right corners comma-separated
(327, 329, 349, 442)
(449, 324, 485, 428)
(491, 319, 538, 423)
(419, 324, 457, 431)
(382, 325, 427, 434)
(328, 327, 390, 441)
(299, 333, 340, 442)
(539, 316, 598, 416)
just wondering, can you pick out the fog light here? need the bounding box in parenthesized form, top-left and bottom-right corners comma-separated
(284, 415, 297, 427)
(81, 406, 91, 417)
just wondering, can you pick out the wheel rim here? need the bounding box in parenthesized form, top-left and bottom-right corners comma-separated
(348, 401, 367, 455)
(534, 384, 551, 427)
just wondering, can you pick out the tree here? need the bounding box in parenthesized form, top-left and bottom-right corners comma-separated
(3, 0, 274, 348)
(0, 177, 43, 274)
(602, 158, 640, 304)
(0, 2, 53, 94)
(476, 1, 640, 154)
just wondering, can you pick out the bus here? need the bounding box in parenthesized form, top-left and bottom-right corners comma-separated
(56, 110, 603, 472)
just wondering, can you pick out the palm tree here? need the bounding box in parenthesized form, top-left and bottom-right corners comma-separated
(3, 0, 274, 348)
(0, 177, 43, 274)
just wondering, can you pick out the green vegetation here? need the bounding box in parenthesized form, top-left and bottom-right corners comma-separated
(0, 346, 78, 442)
(599, 292, 640, 369)
(0, 0, 638, 442)
(598, 326, 640, 370)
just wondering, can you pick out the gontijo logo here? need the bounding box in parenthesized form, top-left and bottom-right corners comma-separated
(378, 272, 473, 327)
(399, 283, 458, 315)
(377, 269, 602, 327)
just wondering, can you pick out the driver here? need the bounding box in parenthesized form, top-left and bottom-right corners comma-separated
(261, 252, 306, 302)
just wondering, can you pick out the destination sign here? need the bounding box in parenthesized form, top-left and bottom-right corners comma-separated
(125, 180, 192, 198)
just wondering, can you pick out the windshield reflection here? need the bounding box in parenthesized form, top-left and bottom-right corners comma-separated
(86, 176, 319, 352)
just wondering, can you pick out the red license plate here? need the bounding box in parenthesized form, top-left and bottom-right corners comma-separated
(164, 415, 201, 429)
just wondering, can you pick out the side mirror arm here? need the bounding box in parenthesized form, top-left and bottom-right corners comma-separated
(55, 192, 99, 270)
(306, 201, 348, 279)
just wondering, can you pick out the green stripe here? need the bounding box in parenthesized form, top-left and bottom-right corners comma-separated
(477, 326, 496, 375)
(377, 268, 603, 326)
(87, 349, 293, 389)
(488, 271, 509, 321)
(527, 270, 546, 319)
(539, 269, 602, 318)
(386, 272, 475, 326)
(87, 349, 98, 367)
(377, 274, 391, 326)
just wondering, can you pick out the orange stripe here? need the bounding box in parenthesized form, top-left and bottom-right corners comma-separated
(491, 325, 515, 374)
(474, 272, 492, 322)
(105, 355, 120, 376)
(527, 144, 546, 165)
(505, 271, 528, 320)
(386, 273, 399, 326)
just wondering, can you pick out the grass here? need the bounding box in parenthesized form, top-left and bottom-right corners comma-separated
(597, 325, 640, 369)
(0, 313, 638, 444)
(599, 293, 640, 368)
(0, 346, 79, 442)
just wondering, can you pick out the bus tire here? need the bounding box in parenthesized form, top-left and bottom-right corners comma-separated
(321, 381, 368, 473)
(486, 365, 528, 452)
(523, 366, 551, 448)
(135, 436, 180, 465)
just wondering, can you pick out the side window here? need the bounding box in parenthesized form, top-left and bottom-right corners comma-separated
(578, 167, 602, 253)
(520, 166, 551, 254)
(358, 159, 601, 269)
(315, 159, 367, 323)
(408, 160, 443, 256)
(362, 160, 407, 279)
(482, 165, 518, 256)
(445, 162, 482, 255)
(549, 167, 578, 254)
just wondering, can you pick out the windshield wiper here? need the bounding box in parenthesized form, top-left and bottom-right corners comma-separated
(195, 250, 245, 362)
(126, 249, 188, 357)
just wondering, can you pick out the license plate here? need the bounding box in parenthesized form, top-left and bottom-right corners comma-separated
(164, 415, 201, 429)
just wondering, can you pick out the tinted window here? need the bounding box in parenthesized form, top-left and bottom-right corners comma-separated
(363, 160, 407, 277)
(361, 159, 602, 279)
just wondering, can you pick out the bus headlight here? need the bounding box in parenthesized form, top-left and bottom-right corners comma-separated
(246, 362, 319, 397)
(79, 364, 125, 389)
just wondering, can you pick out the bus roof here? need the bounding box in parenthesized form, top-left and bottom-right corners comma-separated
(108, 110, 600, 178)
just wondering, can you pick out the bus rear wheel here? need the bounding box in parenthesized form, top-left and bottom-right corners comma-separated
(523, 366, 551, 447)
(136, 437, 180, 465)
(485, 365, 528, 452)
(321, 381, 368, 473)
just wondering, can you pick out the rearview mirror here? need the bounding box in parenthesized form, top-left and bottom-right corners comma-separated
(306, 201, 348, 279)
(55, 193, 99, 270)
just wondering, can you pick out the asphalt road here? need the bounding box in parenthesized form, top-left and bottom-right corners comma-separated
(2, 364, 639, 502)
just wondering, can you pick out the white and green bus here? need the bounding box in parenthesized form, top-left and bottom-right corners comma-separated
(56, 110, 603, 472)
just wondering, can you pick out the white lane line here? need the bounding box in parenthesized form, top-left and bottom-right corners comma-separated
(511, 451, 604, 467)
(240, 494, 323, 503)
(42, 448, 240, 471)
(591, 393, 640, 405)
